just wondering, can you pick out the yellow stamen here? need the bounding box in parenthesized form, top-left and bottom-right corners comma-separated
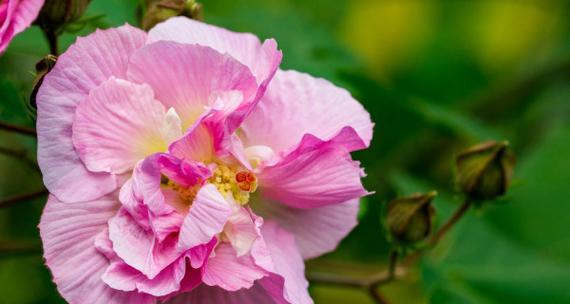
(209, 165, 257, 205)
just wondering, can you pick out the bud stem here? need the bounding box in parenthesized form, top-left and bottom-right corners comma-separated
(0, 240, 42, 256)
(43, 29, 59, 55)
(428, 199, 472, 246)
(403, 199, 472, 267)
(0, 121, 37, 137)
(0, 188, 48, 209)
(368, 249, 399, 304)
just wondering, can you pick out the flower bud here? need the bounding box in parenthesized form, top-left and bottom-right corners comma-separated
(142, 0, 203, 30)
(37, 0, 91, 31)
(455, 140, 516, 201)
(385, 191, 436, 245)
(30, 55, 57, 110)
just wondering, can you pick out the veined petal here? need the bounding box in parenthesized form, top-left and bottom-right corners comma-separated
(241, 69, 373, 154)
(36, 25, 147, 203)
(255, 199, 359, 259)
(108, 209, 180, 280)
(0, 0, 44, 53)
(257, 129, 369, 209)
(202, 242, 268, 291)
(72, 78, 181, 174)
(147, 17, 282, 93)
(178, 184, 233, 251)
(102, 257, 187, 297)
(127, 41, 258, 129)
(165, 284, 279, 304)
(39, 195, 154, 304)
(258, 221, 313, 304)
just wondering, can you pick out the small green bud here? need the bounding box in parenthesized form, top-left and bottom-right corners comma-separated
(455, 140, 516, 201)
(30, 55, 57, 110)
(385, 191, 436, 245)
(37, 0, 91, 31)
(142, 0, 203, 30)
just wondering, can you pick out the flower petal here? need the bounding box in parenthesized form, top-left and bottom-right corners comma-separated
(257, 129, 368, 209)
(102, 257, 187, 297)
(72, 78, 180, 174)
(178, 184, 233, 251)
(39, 195, 153, 304)
(0, 0, 44, 53)
(258, 221, 313, 304)
(241, 69, 373, 154)
(165, 284, 279, 304)
(255, 199, 359, 259)
(36, 25, 147, 203)
(127, 41, 258, 129)
(202, 242, 267, 291)
(147, 17, 282, 92)
(108, 209, 180, 279)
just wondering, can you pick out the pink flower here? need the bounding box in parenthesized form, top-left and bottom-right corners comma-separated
(37, 17, 373, 304)
(0, 0, 44, 53)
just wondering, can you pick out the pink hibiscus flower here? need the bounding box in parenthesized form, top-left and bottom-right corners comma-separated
(0, 0, 44, 53)
(37, 17, 373, 303)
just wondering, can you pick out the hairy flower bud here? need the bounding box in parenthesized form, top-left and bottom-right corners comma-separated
(142, 0, 203, 30)
(37, 0, 91, 31)
(455, 140, 516, 201)
(385, 191, 436, 245)
(30, 55, 57, 110)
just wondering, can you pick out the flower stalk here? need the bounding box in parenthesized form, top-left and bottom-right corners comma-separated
(0, 121, 37, 137)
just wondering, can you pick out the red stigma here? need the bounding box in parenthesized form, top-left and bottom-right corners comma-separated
(235, 171, 248, 183)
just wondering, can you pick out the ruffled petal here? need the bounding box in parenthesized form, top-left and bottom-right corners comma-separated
(241, 69, 373, 154)
(255, 199, 359, 259)
(202, 242, 268, 291)
(178, 184, 233, 251)
(127, 41, 258, 129)
(258, 221, 313, 304)
(147, 17, 282, 93)
(257, 129, 368, 209)
(39, 195, 154, 304)
(72, 78, 181, 174)
(102, 257, 187, 297)
(0, 0, 44, 53)
(108, 209, 180, 279)
(165, 284, 279, 304)
(36, 25, 147, 203)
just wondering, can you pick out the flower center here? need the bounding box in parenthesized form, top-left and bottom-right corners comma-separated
(210, 164, 257, 205)
(161, 176, 200, 209)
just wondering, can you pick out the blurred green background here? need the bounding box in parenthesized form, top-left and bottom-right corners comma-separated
(1, 0, 570, 303)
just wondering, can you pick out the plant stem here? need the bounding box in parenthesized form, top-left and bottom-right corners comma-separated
(0, 146, 41, 173)
(43, 29, 59, 55)
(0, 240, 42, 256)
(0, 189, 48, 209)
(368, 249, 399, 304)
(309, 249, 400, 304)
(428, 199, 472, 246)
(403, 199, 472, 266)
(0, 121, 37, 137)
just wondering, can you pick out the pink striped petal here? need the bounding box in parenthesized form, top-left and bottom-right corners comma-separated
(165, 284, 280, 304)
(108, 209, 180, 279)
(147, 17, 282, 93)
(258, 221, 313, 304)
(241, 69, 373, 154)
(37, 25, 147, 203)
(178, 184, 233, 251)
(0, 0, 44, 53)
(39, 195, 154, 304)
(255, 199, 359, 259)
(257, 129, 368, 209)
(202, 242, 268, 291)
(72, 78, 181, 174)
(127, 41, 258, 129)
